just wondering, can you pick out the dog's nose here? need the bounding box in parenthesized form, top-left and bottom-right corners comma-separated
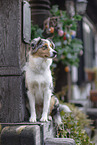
(53, 50, 57, 58)
(53, 50, 57, 55)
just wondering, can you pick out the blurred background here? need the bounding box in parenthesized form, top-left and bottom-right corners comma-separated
(28, 0, 97, 104)
(1, 0, 97, 144)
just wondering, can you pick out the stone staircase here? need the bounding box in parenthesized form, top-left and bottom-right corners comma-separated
(0, 122, 76, 145)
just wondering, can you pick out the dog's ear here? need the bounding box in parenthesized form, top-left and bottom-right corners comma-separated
(30, 37, 42, 54)
(36, 37, 42, 46)
(47, 38, 55, 49)
(31, 37, 42, 50)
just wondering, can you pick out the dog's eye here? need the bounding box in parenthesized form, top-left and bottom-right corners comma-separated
(31, 43, 35, 49)
(43, 44, 48, 50)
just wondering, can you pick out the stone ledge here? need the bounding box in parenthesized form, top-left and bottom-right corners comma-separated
(44, 138, 76, 145)
(69, 100, 90, 113)
(0, 122, 55, 145)
(86, 108, 97, 128)
(0, 125, 40, 145)
(69, 100, 90, 108)
(86, 108, 97, 119)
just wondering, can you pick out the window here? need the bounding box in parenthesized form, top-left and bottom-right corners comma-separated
(83, 21, 95, 68)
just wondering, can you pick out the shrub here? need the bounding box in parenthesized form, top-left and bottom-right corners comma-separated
(57, 103, 94, 145)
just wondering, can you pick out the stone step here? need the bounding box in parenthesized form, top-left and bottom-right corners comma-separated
(0, 122, 76, 145)
(0, 122, 55, 145)
(86, 108, 97, 128)
(86, 108, 97, 119)
(44, 138, 76, 145)
(69, 100, 90, 108)
(0, 125, 41, 145)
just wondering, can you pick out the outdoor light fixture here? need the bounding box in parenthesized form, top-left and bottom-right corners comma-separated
(65, 0, 75, 17)
(65, 0, 88, 16)
(76, 0, 88, 15)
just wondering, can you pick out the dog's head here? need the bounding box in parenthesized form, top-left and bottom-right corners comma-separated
(30, 37, 57, 58)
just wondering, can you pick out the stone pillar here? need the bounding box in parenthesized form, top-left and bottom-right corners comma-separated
(0, 0, 27, 122)
(28, 0, 51, 27)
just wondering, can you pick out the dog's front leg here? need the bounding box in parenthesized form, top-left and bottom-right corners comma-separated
(27, 91, 36, 122)
(40, 89, 51, 122)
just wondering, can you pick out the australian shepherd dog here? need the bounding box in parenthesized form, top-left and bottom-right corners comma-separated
(24, 37, 71, 123)
(24, 37, 57, 122)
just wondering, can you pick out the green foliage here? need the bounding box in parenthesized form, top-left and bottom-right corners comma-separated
(50, 5, 61, 16)
(55, 38, 83, 66)
(50, 5, 83, 67)
(57, 103, 94, 145)
(31, 24, 43, 40)
(31, 5, 83, 67)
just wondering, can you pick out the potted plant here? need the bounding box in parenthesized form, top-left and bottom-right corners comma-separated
(90, 90, 97, 102)
(31, 5, 83, 68)
(43, 5, 83, 67)
(85, 68, 95, 82)
(87, 68, 97, 104)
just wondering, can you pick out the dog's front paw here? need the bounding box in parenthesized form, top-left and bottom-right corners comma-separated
(40, 115, 48, 122)
(29, 116, 36, 122)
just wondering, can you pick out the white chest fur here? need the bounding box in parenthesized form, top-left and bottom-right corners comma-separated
(25, 56, 53, 103)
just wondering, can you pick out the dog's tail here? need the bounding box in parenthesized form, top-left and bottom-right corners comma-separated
(59, 104, 72, 113)
(50, 95, 71, 125)
(53, 104, 71, 125)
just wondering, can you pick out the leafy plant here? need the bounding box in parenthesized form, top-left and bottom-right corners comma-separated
(31, 5, 83, 67)
(49, 5, 83, 67)
(57, 103, 94, 145)
(31, 23, 43, 40)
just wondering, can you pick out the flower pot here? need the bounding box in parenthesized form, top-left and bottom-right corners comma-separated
(85, 70, 95, 82)
(90, 90, 97, 102)
(88, 72, 95, 81)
